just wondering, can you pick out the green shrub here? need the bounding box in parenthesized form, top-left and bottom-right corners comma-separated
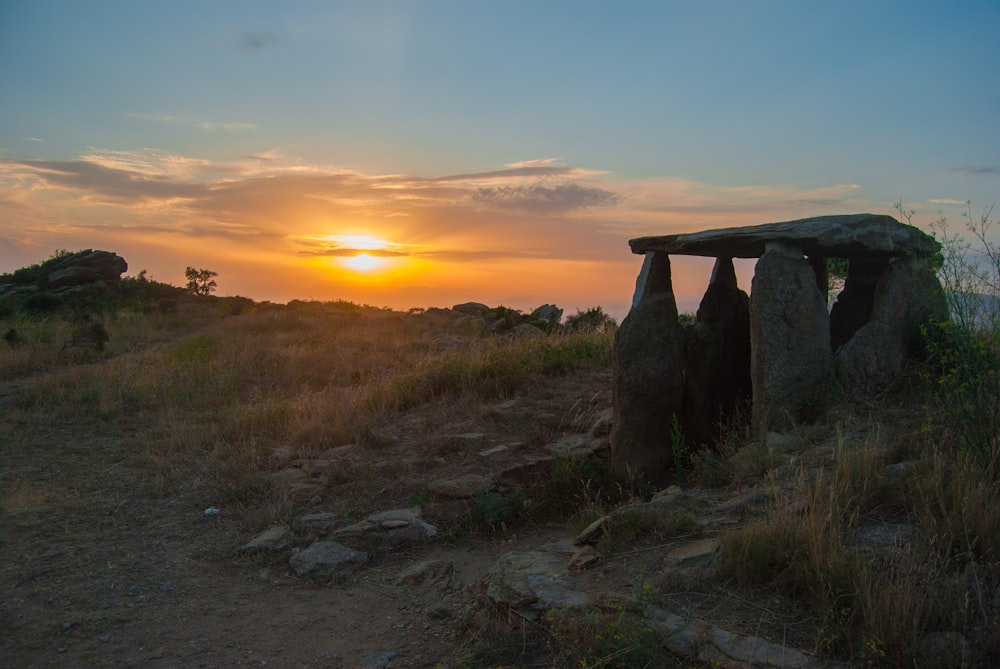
(924, 320, 1000, 473)
(20, 291, 65, 314)
(564, 306, 617, 333)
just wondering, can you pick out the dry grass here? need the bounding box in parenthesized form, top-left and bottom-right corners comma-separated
(2, 301, 613, 524)
(719, 419, 1000, 666)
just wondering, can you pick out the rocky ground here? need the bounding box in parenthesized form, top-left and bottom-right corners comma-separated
(2, 358, 887, 668)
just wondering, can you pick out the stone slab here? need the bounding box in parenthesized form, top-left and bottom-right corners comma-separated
(629, 214, 939, 259)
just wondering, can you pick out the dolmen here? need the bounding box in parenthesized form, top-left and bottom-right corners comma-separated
(612, 213, 946, 484)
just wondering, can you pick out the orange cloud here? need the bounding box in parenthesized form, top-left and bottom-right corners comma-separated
(0, 149, 881, 316)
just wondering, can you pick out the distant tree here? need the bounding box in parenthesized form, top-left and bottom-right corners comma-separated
(185, 267, 218, 296)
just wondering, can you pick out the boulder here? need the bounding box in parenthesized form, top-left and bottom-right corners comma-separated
(239, 526, 293, 553)
(611, 251, 686, 484)
(835, 257, 947, 396)
(750, 246, 836, 430)
(45, 250, 128, 288)
(485, 551, 591, 615)
(529, 303, 563, 325)
(288, 541, 367, 578)
(512, 322, 546, 337)
(682, 257, 751, 445)
(630, 214, 940, 259)
(331, 507, 437, 547)
(451, 301, 488, 316)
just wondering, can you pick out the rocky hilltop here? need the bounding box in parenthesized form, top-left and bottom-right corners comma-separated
(0, 249, 128, 303)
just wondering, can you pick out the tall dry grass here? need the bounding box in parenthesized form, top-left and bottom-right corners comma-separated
(4, 303, 613, 519)
(719, 425, 1000, 666)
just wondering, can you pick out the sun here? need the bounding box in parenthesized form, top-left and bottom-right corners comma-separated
(341, 252, 386, 272)
(318, 234, 398, 274)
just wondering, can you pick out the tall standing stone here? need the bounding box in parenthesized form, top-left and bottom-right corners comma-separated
(611, 252, 685, 484)
(829, 257, 891, 351)
(835, 257, 947, 395)
(750, 245, 836, 431)
(682, 257, 751, 446)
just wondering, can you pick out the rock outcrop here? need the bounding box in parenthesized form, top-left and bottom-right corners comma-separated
(0, 249, 129, 305)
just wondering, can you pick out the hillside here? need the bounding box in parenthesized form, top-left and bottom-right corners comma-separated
(1, 253, 998, 668)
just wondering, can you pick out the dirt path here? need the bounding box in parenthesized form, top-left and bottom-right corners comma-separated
(1, 368, 612, 668)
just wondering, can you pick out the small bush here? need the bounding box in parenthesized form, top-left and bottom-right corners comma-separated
(564, 306, 617, 334)
(923, 320, 1000, 472)
(20, 291, 65, 314)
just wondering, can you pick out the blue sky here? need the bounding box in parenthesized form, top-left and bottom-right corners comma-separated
(1, 1, 997, 316)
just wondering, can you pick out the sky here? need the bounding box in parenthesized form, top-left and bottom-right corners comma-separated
(1, 0, 998, 318)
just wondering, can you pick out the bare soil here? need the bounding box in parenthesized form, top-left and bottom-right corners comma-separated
(1, 361, 821, 668)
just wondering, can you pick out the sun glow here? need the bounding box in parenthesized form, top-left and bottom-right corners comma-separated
(341, 252, 386, 271)
(327, 234, 392, 251)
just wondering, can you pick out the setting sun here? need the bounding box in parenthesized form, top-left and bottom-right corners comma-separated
(341, 252, 386, 272)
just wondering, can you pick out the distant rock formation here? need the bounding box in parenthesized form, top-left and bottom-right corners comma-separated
(0, 249, 128, 303)
(614, 214, 945, 483)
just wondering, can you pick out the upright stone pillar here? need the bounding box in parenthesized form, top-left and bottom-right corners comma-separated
(682, 257, 751, 446)
(611, 251, 685, 484)
(829, 257, 891, 351)
(750, 245, 836, 431)
(835, 257, 947, 395)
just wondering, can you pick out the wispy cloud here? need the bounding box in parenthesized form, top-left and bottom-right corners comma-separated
(128, 112, 256, 132)
(952, 166, 1000, 177)
(929, 198, 970, 205)
(24, 137, 43, 143)
(471, 183, 622, 213)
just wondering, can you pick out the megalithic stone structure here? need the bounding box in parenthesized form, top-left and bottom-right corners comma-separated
(614, 214, 946, 483)
(611, 251, 686, 483)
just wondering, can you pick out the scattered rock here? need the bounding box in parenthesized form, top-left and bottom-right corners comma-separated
(396, 559, 456, 588)
(645, 605, 819, 668)
(498, 457, 555, 487)
(485, 551, 591, 616)
(713, 489, 767, 515)
(239, 526, 293, 552)
(545, 434, 589, 456)
(567, 546, 599, 571)
(478, 445, 510, 458)
(427, 474, 493, 499)
(269, 468, 320, 499)
(662, 538, 718, 578)
(301, 512, 339, 536)
(288, 541, 367, 578)
(332, 508, 437, 548)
